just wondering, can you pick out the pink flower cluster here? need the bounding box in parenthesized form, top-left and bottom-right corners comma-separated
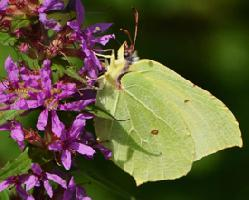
(0, 0, 114, 199)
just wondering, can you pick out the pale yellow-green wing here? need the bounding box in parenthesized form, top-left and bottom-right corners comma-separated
(95, 59, 242, 185)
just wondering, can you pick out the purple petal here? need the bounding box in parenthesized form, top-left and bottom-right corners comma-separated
(24, 175, 38, 191)
(38, 0, 64, 12)
(62, 177, 75, 200)
(0, 179, 12, 192)
(0, 0, 8, 11)
(43, 180, 53, 198)
(16, 185, 34, 200)
(4, 56, 19, 86)
(25, 100, 40, 109)
(10, 99, 29, 110)
(26, 196, 35, 200)
(94, 34, 115, 46)
(0, 94, 9, 104)
(36, 92, 47, 105)
(0, 123, 11, 131)
(66, 0, 84, 32)
(56, 82, 77, 99)
(48, 141, 63, 151)
(46, 172, 67, 189)
(21, 73, 40, 88)
(70, 142, 95, 157)
(67, 20, 81, 32)
(10, 122, 25, 150)
(39, 13, 62, 32)
(61, 150, 72, 170)
(59, 99, 95, 111)
(86, 23, 113, 34)
(80, 52, 103, 78)
(81, 57, 98, 79)
(51, 111, 65, 137)
(31, 163, 43, 175)
(89, 53, 103, 71)
(76, 186, 91, 200)
(69, 114, 87, 138)
(37, 109, 49, 131)
(68, 177, 76, 188)
(81, 41, 91, 57)
(63, 188, 74, 200)
(75, 0, 85, 26)
(40, 59, 52, 92)
(95, 144, 112, 159)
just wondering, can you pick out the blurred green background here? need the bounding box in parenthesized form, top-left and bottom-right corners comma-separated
(1, 0, 249, 199)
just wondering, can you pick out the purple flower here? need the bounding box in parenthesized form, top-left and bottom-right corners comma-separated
(49, 114, 95, 170)
(24, 163, 67, 198)
(0, 121, 25, 150)
(1, 57, 95, 137)
(39, 13, 62, 32)
(38, 0, 64, 31)
(63, 177, 91, 200)
(0, 0, 8, 12)
(0, 175, 34, 200)
(0, 56, 40, 110)
(38, 0, 64, 13)
(67, 0, 114, 80)
(34, 59, 95, 137)
(18, 43, 29, 53)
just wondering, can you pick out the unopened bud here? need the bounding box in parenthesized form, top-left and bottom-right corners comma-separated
(18, 42, 29, 53)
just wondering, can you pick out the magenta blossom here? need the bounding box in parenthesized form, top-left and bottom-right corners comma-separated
(34, 59, 95, 137)
(67, 0, 115, 80)
(24, 163, 67, 198)
(0, 175, 34, 200)
(0, 121, 25, 150)
(0, 56, 40, 110)
(0, 0, 8, 12)
(63, 177, 91, 200)
(48, 113, 95, 170)
(1, 57, 95, 138)
(0, 0, 8, 11)
(38, 0, 65, 31)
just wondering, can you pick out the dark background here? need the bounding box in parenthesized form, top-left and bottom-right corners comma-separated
(1, 0, 249, 199)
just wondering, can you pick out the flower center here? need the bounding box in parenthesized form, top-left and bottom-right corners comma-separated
(44, 98, 58, 111)
(15, 88, 29, 98)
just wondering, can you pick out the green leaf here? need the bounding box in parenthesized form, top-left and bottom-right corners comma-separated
(95, 58, 242, 185)
(0, 32, 16, 46)
(17, 53, 39, 70)
(0, 149, 32, 181)
(0, 190, 9, 200)
(51, 64, 65, 83)
(11, 17, 31, 30)
(73, 154, 137, 200)
(47, 11, 76, 27)
(0, 110, 23, 126)
(64, 67, 86, 84)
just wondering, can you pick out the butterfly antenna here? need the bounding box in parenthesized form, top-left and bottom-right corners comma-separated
(120, 28, 133, 46)
(132, 8, 139, 46)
